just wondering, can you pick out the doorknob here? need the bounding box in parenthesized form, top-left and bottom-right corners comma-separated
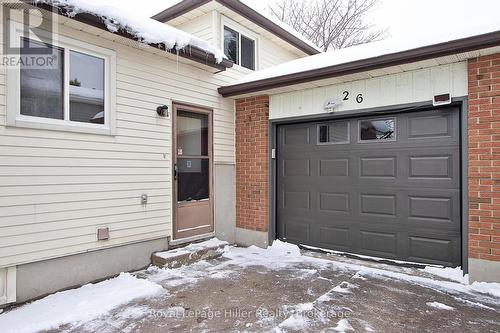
(174, 163, 178, 180)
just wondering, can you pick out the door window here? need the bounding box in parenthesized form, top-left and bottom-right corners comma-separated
(176, 110, 210, 203)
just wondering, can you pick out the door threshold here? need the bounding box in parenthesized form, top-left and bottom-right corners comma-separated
(169, 232, 215, 247)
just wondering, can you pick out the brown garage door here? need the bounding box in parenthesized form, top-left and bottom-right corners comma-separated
(277, 107, 461, 266)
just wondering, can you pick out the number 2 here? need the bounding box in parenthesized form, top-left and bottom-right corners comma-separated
(343, 91, 349, 101)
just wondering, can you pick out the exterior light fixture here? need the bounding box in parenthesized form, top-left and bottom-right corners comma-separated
(156, 105, 169, 117)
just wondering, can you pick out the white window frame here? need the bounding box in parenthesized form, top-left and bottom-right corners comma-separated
(6, 21, 117, 135)
(221, 16, 259, 71)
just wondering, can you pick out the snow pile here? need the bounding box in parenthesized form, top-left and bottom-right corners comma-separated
(420, 266, 468, 284)
(0, 273, 163, 333)
(332, 281, 358, 294)
(277, 313, 310, 331)
(330, 318, 354, 332)
(426, 302, 454, 311)
(183, 237, 229, 251)
(36, 0, 225, 62)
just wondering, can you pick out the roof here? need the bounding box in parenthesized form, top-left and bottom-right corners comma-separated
(151, 0, 322, 56)
(32, 0, 233, 71)
(218, 29, 500, 97)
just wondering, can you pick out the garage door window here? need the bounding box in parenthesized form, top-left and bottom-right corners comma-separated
(318, 121, 350, 144)
(359, 118, 396, 142)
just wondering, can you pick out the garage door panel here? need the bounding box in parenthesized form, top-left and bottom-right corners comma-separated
(409, 196, 453, 221)
(360, 231, 398, 258)
(284, 221, 310, 242)
(360, 194, 397, 217)
(277, 107, 461, 267)
(408, 236, 458, 266)
(409, 155, 453, 178)
(359, 157, 397, 178)
(319, 158, 350, 177)
(319, 192, 350, 213)
(283, 126, 311, 146)
(407, 110, 457, 140)
(283, 158, 311, 177)
(282, 191, 310, 210)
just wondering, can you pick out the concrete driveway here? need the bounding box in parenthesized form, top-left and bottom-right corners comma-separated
(67, 243, 500, 332)
(2, 241, 499, 333)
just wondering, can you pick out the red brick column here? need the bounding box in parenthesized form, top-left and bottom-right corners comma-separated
(467, 54, 500, 262)
(235, 96, 269, 232)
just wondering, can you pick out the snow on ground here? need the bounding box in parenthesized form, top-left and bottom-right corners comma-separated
(0, 273, 163, 333)
(420, 266, 468, 284)
(426, 302, 454, 311)
(36, 0, 225, 62)
(0, 239, 499, 333)
(330, 318, 354, 332)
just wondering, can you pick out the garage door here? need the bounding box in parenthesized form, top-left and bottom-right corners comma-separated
(277, 107, 461, 266)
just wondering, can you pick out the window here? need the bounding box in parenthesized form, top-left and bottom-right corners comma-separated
(8, 29, 116, 135)
(318, 121, 350, 144)
(359, 118, 396, 142)
(20, 39, 64, 120)
(69, 51, 105, 124)
(223, 25, 256, 70)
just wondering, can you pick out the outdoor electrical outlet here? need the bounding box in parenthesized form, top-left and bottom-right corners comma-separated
(141, 194, 148, 205)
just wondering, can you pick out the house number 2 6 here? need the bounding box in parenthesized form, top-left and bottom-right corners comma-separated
(342, 91, 364, 103)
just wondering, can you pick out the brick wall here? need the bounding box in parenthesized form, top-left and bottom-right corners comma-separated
(468, 54, 500, 262)
(235, 96, 269, 232)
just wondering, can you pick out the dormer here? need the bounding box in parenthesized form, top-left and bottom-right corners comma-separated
(152, 0, 321, 72)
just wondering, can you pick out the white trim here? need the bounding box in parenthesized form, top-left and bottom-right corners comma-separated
(6, 21, 117, 136)
(0, 266, 16, 305)
(221, 15, 259, 71)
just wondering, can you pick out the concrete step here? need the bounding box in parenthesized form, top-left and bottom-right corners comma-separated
(151, 238, 229, 268)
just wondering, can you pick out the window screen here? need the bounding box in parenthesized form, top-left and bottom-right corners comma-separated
(20, 38, 64, 120)
(318, 121, 349, 144)
(241, 35, 255, 70)
(223, 26, 239, 64)
(359, 119, 396, 141)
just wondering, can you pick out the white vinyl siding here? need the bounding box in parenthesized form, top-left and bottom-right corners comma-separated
(269, 62, 468, 119)
(259, 37, 301, 69)
(169, 9, 306, 71)
(0, 15, 236, 268)
(175, 12, 214, 45)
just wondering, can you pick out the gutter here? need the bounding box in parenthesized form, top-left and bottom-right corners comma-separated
(35, 3, 233, 71)
(151, 0, 321, 56)
(218, 30, 500, 97)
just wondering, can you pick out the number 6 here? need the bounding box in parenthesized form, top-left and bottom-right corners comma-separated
(356, 94, 363, 103)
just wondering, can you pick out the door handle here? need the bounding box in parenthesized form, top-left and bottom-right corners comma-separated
(174, 163, 178, 180)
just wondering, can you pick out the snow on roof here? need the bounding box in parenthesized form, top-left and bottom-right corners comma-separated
(234, 25, 500, 85)
(37, 0, 225, 63)
(154, 0, 322, 54)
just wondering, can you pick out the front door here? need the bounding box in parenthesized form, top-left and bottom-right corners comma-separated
(173, 104, 213, 240)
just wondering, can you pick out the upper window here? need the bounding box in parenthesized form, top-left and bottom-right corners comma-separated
(223, 26, 256, 70)
(318, 121, 350, 144)
(359, 118, 396, 142)
(8, 27, 115, 135)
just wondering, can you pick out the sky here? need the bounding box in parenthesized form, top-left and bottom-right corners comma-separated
(114, 0, 500, 46)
